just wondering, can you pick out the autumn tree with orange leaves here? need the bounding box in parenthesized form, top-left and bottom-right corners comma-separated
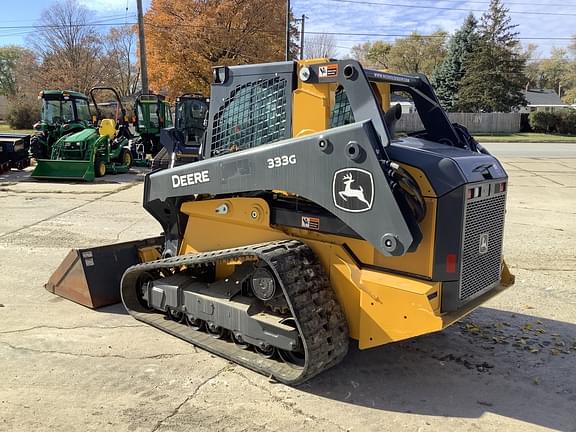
(146, 0, 294, 98)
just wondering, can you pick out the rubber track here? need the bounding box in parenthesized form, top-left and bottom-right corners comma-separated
(121, 240, 349, 385)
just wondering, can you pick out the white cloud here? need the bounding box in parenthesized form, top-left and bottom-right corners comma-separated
(77, 0, 150, 13)
(77, 0, 130, 11)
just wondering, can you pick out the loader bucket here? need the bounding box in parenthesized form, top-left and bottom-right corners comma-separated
(45, 236, 163, 308)
(32, 159, 96, 182)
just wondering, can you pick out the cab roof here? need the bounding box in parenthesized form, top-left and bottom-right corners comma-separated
(40, 90, 89, 100)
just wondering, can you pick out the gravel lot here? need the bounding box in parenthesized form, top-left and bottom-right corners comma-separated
(1, 155, 575, 432)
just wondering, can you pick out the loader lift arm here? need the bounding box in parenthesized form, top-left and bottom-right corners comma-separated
(144, 61, 437, 259)
(143, 60, 478, 260)
(144, 120, 421, 259)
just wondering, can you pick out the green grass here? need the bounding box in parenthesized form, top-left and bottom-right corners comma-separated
(474, 133, 576, 143)
(0, 123, 35, 135)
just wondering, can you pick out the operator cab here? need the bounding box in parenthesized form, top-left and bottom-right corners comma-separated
(39, 90, 91, 126)
(175, 94, 210, 146)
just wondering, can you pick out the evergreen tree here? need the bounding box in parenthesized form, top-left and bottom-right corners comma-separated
(432, 14, 479, 112)
(458, 0, 527, 112)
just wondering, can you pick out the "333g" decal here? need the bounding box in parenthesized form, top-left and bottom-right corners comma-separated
(266, 154, 297, 169)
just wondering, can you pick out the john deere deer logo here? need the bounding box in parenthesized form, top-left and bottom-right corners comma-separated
(333, 168, 374, 213)
(339, 172, 370, 206)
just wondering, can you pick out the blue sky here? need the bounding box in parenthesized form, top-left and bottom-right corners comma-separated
(1, 0, 575, 58)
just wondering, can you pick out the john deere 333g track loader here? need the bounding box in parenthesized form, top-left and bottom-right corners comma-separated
(47, 59, 515, 384)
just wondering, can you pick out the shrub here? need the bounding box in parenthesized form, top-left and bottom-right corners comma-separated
(7, 101, 40, 129)
(528, 111, 557, 133)
(557, 110, 576, 135)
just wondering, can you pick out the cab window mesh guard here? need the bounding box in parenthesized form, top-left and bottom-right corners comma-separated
(211, 77, 287, 156)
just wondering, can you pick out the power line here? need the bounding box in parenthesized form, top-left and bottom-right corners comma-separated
(391, 0, 576, 7)
(303, 30, 575, 41)
(125, 0, 130, 26)
(323, 0, 576, 17)
(0, 13, 136, 27)
(0, 17, 138, 39)
(142, 22, 576, 41)
(0, 20, 573, 43)
(0, 17, 137, 30)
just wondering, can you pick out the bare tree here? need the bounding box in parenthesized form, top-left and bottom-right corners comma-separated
(30, 0, 108, 93)
(351, 41, 392, 69)
(304, 33, 337, 59)
(105, 26, 140, 97)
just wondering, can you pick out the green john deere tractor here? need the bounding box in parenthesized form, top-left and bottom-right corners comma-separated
(30, 90, 92, 160)
(31, 87, 133, 182)
(133, 93, 172, 159)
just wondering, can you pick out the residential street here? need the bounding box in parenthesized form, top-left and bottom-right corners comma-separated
(483, 142, 576, 158)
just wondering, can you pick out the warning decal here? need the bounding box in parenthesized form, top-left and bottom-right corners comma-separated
(318, 64, 338, 78)
(301, 216, 320, 230)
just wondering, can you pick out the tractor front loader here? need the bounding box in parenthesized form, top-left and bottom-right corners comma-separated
(0, 90, 89, 174)
(46, 59, 515, 384)
(31, 87, 133, 181)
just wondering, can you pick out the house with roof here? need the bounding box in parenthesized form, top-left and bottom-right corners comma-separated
(520, 89, 571, 113)
(390, 93, 416, 114)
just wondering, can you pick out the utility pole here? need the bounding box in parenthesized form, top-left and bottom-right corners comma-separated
(285, 0, 291, 60)
(299, 14, 307, 60)
(136, 0, 149, 94)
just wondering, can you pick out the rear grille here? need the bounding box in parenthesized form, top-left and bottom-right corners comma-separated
(459, 186, 506, 302)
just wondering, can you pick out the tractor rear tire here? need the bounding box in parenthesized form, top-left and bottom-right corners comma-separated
(95, 159, 106, 177)
(30, 136, 47, 160)
(121, 149, 133, 168)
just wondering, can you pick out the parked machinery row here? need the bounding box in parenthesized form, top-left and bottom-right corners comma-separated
(2, 89, 209, 180)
